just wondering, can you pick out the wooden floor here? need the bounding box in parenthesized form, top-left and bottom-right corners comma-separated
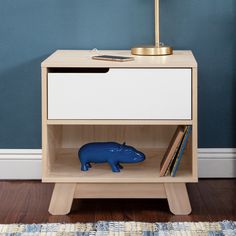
(0, 179, 235, 224)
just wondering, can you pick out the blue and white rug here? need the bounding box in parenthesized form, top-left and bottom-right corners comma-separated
(0, 221, 235, 235)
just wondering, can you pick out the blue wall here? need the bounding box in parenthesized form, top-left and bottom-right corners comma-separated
(0, 0, 235, 148)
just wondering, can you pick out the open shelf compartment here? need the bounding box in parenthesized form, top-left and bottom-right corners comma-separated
(43, 124, 195, 183)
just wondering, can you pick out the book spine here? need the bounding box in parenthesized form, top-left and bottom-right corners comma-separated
(164, 126, 188, 176)
(171, 126, 192, 177)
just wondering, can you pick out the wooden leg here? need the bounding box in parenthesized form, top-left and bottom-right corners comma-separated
(164, 183, 192, 215)
(49, 183, 76, 215)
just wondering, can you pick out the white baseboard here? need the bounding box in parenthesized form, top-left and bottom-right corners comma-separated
(0, 148, 236, 179)
(198, 148, 236, 178)
(0, 149, 42, 179)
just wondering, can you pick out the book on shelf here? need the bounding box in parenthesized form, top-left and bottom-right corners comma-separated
(159, 125, 186, 177)
(164, 126, 187, 176)
(170, 126, 192, 177)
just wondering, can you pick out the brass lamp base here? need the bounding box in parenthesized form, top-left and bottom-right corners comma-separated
(131, 45, 173, 56)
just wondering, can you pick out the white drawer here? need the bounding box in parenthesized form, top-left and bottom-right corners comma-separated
(48, 69, 191, 120)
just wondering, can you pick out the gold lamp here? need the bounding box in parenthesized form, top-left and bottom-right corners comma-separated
(131, 0, 173, 56)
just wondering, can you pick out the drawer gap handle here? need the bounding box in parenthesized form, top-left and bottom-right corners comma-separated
(48, 68, 110, 73)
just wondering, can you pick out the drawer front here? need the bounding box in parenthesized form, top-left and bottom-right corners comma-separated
(48, 69, 191, 119)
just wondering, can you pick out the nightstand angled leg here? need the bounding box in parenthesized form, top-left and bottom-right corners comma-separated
(164, 183, 192, 215)
(49, 183, 76, 215)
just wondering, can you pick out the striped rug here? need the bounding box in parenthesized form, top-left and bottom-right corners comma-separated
(0, 221, 235, 235)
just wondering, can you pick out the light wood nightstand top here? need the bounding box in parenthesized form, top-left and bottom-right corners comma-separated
(41, 50, 197, 68)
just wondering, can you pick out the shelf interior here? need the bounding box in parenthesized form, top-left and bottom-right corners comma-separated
(44, 125, 194, 183)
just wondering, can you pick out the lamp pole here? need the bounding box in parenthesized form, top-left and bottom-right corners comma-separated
(131, 0, 172, 56)
(155, 0, 160, 47)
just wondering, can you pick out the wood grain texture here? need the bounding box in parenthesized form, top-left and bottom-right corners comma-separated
(165, 183, 192, 215)
(47, 126, 62, 171)
(192, 67, 198, 179)
(41, 50, 197, 68)
(41, 68, 48, 177)
(74, 183, 166, 198)
(60, 125, 176, 149)
(0, 180, 235, 223)
(49, 183, 76, 215)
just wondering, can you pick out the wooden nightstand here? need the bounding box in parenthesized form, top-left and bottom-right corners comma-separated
(41, 50, 198, 215)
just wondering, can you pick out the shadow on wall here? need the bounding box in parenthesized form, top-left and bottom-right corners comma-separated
(0, 55, 48, 148)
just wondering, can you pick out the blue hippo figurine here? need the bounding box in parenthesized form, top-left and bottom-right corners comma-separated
(78, 142, 145, 172)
